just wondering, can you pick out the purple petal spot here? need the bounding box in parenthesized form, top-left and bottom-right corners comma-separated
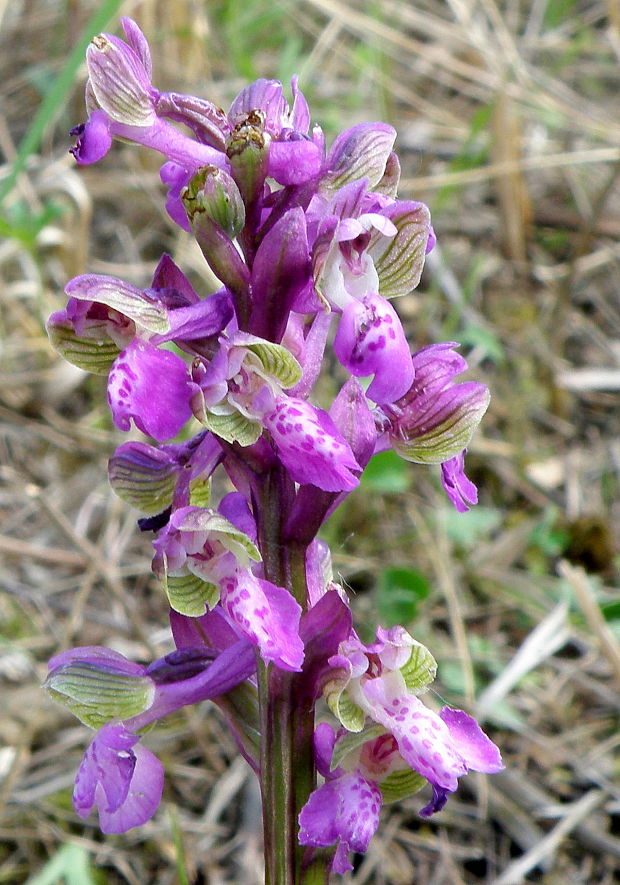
(264, 397, 360, 492)
(333, 292, 414, 404)
(107, 339, 192, 441)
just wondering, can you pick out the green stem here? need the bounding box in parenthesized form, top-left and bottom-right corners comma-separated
(256, 471, 330, 885)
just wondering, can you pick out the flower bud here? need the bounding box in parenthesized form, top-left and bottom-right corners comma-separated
(226, 112, 270, 212)
(183, 165, 245, 238)
(182, 169, 250, 299)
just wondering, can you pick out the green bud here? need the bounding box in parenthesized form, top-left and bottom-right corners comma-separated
(183, 165, 245, 238)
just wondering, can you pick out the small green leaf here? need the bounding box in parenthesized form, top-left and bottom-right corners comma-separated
(48, 318, 120, 375)
(45, 663, 154, 729)
(25, 843, 100, 885)
(376, 567, 431, 627)
(601, 600, 620, 622)
(361, 450, 410, 493)
(442, 506, 502, 549)
(380, 768, 426, 804)
(164, 571, 220, 617)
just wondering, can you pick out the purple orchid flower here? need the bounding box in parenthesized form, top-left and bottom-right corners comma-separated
(377, 342, 490, 510)
(323, 628, 503, 817)
(152, 500, 304, 671)
(47, 639, 255, 832)
(72, 19, 227, 173)
(48, 256, 232, 441)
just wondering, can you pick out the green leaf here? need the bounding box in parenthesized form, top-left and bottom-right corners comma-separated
(361, 450, 410, 493)
(380, 768, 426, 804)
(442, 506, 502, 549)
(246, 341, 302, 388)
(164, 571, 220, 617)
(25, 843, 100, 885)
(45, 663, 154, 729)
(48, 317, 120, 375)
(0, 0, 127, 206)
(601, 600, 620, 622)
(376, 567, 431, 627)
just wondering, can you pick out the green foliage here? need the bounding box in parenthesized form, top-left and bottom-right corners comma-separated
(376, 566, 431, 627)
(442, 506, 502, 550)
(0, 201, 63, 250)
(212, 0, 305, 81)
(24, 844, 102, 885)
(543, 0, 577, 29)
(361, 450, 410, 493)
(528, 508, 569, 557)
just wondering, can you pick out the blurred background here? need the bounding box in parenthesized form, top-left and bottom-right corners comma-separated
(1, 1, 619, 882)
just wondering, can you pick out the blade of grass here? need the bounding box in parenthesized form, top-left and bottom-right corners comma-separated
(0, 0, 125, 206)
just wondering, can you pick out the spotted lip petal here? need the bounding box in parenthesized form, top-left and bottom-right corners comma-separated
(298, 771, 382, 874)
(73, 723, 164, 834)
(218, 568, 304, 672)
(107, 339, 192, 441)
(333, 292, 414, 404)
(264, 397, 361, 492)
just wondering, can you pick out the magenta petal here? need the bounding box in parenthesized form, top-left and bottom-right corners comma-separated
(73, 723, 163, 834)
(440, 708, 504, 774)
(48, 646, 145, 676)
(219, 569, 304, 671)
(298, 772, 382, 870)
(361, 681, 466, 792)
(334, 293, 414, 404)
(268, 139, 322, 185)
(441, 451, 478, 512)
(264, 397, 360, 492)
(98, 743, 163, 833)
(70, 110, 112, 164)
(107, 340, 192, 441)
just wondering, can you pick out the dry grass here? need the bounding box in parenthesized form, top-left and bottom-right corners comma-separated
(1, 0, 620, 882)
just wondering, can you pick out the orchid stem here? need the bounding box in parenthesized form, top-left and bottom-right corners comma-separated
(257, 474, 325, 884)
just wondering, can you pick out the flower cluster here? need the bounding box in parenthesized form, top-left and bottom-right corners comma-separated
(46, 18, 499, 874)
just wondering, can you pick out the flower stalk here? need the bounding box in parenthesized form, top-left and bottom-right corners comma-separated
(45, 17, 502, 882)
